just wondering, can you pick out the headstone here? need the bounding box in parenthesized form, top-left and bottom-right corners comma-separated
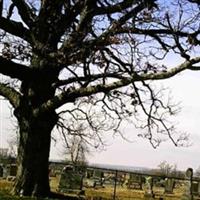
(58, 165, 84, 194)
(86, 169, 94, 178)
(118, 173, 126, 187)
(144, 176, 155, 199)
(100, 171, 105, 186)
(0, 165, 3, 177)
(7, 164, 17, 177)
(181, 168, 193, 200)
(127, 174, 143, 189)
(3, 166, 7, 178)
(84, 169, 107, 188)
(164, 178, 175, 194)
(91, 170, 105, 188)
(49, 168, 56, 177)
(93, 169, 102, 179)
(191, 181, 200, 196)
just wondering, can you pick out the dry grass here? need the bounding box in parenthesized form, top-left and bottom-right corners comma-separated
(0, 178, 13, 192)
(1, 178, 200, 200)
(50, 176, 60, 192)
(86, 186, 144, 200)
(50, 176, 183, 199)
(86, 186, 200, 200)
(85, 186, 182, 200)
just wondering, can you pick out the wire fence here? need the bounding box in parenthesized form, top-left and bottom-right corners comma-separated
(49, 163, 200, 200)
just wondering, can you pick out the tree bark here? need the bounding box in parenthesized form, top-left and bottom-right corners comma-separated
(12, 110, 58, 197)
(12, 55, 59, 197)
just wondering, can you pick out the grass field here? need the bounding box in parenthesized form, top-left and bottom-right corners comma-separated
(1, 177, 200, 200)
(85, 186, 183, 200)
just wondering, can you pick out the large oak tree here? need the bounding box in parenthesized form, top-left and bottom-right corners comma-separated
(0, 0, 200, 197)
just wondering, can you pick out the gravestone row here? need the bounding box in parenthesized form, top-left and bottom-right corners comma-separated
(0, 164, 17, 178)
(57, 165, 200, 198)
(1, 163, 200, 200)
(142, 168, 200, 200)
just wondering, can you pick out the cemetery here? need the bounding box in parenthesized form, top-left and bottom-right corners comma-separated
(54, 165, 200, 199)
(1, 0, 200, 199)
(1, 161, 200, 199)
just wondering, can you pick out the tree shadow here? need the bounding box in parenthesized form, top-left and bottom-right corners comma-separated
(49, 191, 84, 200)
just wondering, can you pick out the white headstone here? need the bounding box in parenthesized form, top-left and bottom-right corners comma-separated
(181, 168, 193, 200)
(144, 176, 154, 199)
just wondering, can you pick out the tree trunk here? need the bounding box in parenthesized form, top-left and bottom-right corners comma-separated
(12, 109, 58, 197)
(12, 55, 59, 197)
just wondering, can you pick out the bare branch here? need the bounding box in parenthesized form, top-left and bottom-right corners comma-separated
(0, 83, 20, 108)
(36, 56, 200, 114)
(0, 17, 31, 43)
(53, 73, 125, 88)
(59, 1, 148, 64)
(139, 56, 200, 80)
(11, 0, 36, 27)
(0, 56, 31, 80)
(187, 0, 200, 5)
(188, 66, 200, 70)
(96, 0, 157, 15)
(0, 0, 3, 17)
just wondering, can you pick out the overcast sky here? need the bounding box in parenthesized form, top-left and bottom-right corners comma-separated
(86, 69, 200, 171)
(0, 49, 200, 173)
(0, 0, 200, 173)
(57, 66, 200, 171)
(1, 68, 199, 171)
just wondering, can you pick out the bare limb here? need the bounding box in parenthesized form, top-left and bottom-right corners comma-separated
(36, 56, 200, 114)
(11, 0, 36, 27)
(0, 17, 31, 43)
(53, 73, 125, 88)
(0, 83, 20, 108)
(0, 0, 3, 17)
(96, 0, 157, 15)
(0, 56, 31, 80)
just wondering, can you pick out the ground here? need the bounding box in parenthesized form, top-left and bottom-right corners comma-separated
(1, 177, 200, 200)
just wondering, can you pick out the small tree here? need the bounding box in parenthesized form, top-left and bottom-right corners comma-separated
(63, 135, 89, 167)
(0, 148, 15, 165)
(7, 134, 18, 159)
(0, 148, 9, 164)
(157, 161, 178, 177)
(195, 166, 200, 177)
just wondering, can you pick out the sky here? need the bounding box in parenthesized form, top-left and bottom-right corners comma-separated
(48, 65, 199, 171)
(0, 0, 200, 172)
(1, 68, 200, 172)
(85, 70, 200, 171)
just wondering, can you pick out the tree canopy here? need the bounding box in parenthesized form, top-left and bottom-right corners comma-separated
(1, 0, 200, 147)
(0, 0, 200, 197)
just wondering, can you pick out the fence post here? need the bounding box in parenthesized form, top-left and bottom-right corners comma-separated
(113, 170, 118, 200)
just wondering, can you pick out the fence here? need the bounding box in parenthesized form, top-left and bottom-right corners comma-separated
(49, 162, 200, 200)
